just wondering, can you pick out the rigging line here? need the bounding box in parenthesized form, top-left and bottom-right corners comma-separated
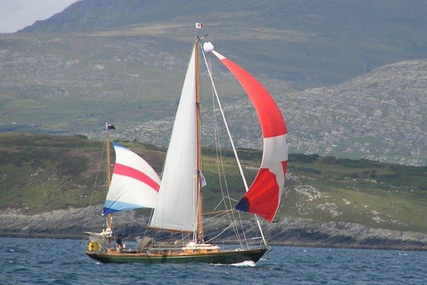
(214, 130, 233, 214)
(201, 48, 267, 247)
(205, 48, 249, 248)
(236, 210, 250, 249)
(215, 195, 240, 203)
(207, 55, 244, 248)
(212, 196, 227, 211)
(210, 196, 242, 212)
(213, 99, 244, 246)
(177, 233, 190, 242)
(209, 54, 248, 249)
(211, 83, 233, 217)
(217, 144, 244, 247)
(226, 197, 240, 202)
(202, 216, 242, 239)
(143, 207, 155, 237)
(201, 50, 249, 195)
(82, 139, 107, 233)
(216, 149, 248, 247)
(204, 221, 236, 244)
(212, 80, 245, 248)
(202, 211, 234, 224)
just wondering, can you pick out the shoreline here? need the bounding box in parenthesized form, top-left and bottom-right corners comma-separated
(1, 233, 426, 252)
(2, 206, 427, 252)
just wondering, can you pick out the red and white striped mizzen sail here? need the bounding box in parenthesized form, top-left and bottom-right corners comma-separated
(102, 142, 160, 215)
(212, 51, 289, 222)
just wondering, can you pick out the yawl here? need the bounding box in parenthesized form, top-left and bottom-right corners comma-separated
(85, 35, 289, 264)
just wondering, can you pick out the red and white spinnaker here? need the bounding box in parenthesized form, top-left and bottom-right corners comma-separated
(212, 51, 289, 222)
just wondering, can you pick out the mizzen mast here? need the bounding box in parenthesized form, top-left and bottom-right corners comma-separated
(105, 127, 113, 248)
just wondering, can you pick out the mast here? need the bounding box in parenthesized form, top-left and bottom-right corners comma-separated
(195, 40, 203, 243)
(106, 131, 113, 248)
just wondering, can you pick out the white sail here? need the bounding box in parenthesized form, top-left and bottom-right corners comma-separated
(150, 46, 198, 232)
(103, 143, 160, 215)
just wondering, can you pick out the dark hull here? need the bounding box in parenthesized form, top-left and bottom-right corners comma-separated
(86, 248, 267, 264)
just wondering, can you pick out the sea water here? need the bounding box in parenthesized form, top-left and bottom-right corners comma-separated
(2, 237, 426, 284)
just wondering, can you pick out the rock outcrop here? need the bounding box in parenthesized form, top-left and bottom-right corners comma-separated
(2, 206, 426, 251)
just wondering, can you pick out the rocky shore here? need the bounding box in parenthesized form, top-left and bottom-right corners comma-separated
(1, 206, 427, 251)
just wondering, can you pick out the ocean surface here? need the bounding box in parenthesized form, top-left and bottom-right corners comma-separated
(2, 237, 426, 285)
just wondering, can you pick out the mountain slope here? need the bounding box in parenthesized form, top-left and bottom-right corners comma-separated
(0, 31, 426, 165)
(2, 0, 427, 165)
(283, 59, 427, 166)
(19, 0, 427, 87)
(110, 58, 427, 166)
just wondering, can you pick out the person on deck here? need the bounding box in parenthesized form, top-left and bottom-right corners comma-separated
(116, 234, 123, 252)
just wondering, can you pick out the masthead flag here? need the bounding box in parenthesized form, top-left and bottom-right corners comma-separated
(195, 22, 204, 29)
(106, 123, 116, 130)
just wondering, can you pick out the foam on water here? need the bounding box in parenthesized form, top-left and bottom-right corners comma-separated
(230, 260, 256, 267)
(212, 260, 256, 267)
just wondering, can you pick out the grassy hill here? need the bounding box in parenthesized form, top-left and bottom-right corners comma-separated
(1, 132, 426, 234)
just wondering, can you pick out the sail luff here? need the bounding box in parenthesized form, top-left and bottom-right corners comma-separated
(149, 46, 198, 233)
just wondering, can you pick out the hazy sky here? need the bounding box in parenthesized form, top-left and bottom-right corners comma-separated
(0, 0, 80, 33)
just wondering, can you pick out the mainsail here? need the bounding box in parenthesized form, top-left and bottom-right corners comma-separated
(102, 142, 160, 215)
(212, 51, 289, 222)
(149, 46, 198, 233)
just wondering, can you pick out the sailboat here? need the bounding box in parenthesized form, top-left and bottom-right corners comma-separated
(85, 34, 289, 264)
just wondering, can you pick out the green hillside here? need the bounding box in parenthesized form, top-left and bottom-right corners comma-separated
(1, 132, 426, 234)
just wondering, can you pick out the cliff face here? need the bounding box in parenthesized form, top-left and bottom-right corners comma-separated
(1, 206, 426, 251)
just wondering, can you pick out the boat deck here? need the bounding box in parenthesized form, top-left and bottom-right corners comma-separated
(86, 247, 267, 264)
